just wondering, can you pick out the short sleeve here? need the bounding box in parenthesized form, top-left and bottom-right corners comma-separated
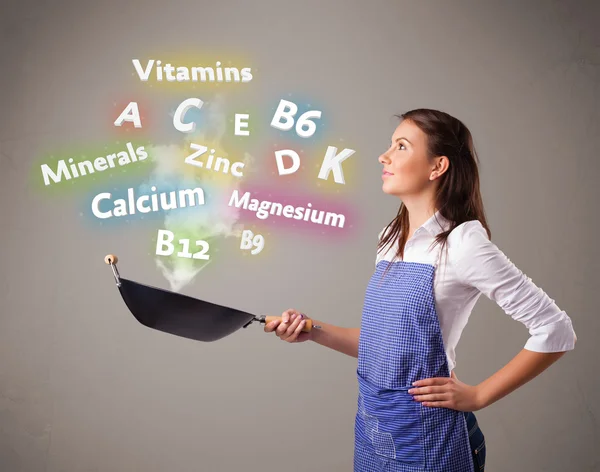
(375, 225, 398, 267)
(375, 227, 386, 267)
(450, 220, 577, 353)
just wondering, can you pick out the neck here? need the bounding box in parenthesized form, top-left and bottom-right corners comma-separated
(402, 198, 437, 235)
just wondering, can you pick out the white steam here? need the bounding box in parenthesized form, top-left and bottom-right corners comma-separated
(143, 94, 253, 292)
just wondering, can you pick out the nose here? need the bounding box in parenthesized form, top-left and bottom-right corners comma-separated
(379, 151, 390, 165)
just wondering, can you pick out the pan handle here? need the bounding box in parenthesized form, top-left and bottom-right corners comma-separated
(104, 254, 118, 264)
(262, 315, 320, 332)
(104, 254, 122, 287)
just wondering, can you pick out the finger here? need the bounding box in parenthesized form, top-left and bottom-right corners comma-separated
(264, 319, 281, 333)
(276, 313, 299, 338)
(408, 385, 447, 395)
(412, 377, 449, 387)
(292, 319, 307, 338)
(284, 314, 303, 337)
(282, 309, 300, 324)
(283, 319, 304, 343)
(413, 393, 448, 402)
(275, 319, 291, 336)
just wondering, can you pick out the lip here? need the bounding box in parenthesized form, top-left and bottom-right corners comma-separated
(382, 171, 394, 178)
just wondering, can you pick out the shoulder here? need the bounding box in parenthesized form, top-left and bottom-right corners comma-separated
(447, 219, 489, 244)
(446, 219, 491, 261)
(378, 224, 392, 239)
(377, 224, 397, 245)
(376, 224, 397, 263)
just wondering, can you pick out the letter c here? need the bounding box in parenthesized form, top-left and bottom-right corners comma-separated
(230, 161, 245, 177)
(173, 98, 204, 133)
(91, 192, 112, 219)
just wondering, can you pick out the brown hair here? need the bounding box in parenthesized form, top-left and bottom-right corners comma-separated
(378, 108, 491, 275)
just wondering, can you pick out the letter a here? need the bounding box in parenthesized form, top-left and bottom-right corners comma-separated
(114, 102, 142, 128)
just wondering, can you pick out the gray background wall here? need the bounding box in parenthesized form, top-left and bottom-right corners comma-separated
(1, 0, 598, 471)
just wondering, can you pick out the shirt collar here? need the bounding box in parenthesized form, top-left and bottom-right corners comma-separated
(419, 210, 452, 236)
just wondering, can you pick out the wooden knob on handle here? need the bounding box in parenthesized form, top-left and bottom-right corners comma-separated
(104, 254, 118, 265)
(264, 315, 313, 332)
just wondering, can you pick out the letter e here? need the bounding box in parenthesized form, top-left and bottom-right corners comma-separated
(234, 113, 250, 136)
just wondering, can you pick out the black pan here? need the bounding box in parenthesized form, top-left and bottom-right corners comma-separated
(104, 254, 319, 342)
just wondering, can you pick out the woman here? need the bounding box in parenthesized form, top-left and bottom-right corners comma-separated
(264, 108, 577, 472)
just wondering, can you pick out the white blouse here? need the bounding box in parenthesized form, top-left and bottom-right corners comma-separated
(375, 211, 577, 372)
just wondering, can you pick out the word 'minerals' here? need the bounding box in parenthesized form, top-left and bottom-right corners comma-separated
(40, 142, 147, 186)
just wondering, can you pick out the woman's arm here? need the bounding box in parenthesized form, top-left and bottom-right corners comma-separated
(409, 349, 568, 411)
(265, 309, 361, 358)
(475, 348, 566, 409)
(410, 221, 577, 410)
(310, 321, 361, 358)
(451, 221, 577, 354)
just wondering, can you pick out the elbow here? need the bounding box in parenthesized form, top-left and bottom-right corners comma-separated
(524, 315, 577, 353)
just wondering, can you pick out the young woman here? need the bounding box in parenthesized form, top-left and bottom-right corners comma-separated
(264, 108, 577, 472)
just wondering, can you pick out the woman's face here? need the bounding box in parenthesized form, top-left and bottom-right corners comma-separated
(379, 120, 442, 197)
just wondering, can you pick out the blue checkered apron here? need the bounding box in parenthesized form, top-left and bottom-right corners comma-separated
(354, 250, 474, 472)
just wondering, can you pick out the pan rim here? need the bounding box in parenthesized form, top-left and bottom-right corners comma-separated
(118, 277, 255, 318)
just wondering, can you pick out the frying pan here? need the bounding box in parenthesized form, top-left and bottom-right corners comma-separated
(104, 254, 320, 342)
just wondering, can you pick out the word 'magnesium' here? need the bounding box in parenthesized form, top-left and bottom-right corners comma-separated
(41, 142, 147, 186)
(228, 190, 345, 228)
(92, 186, 205, 219)
(132, 59, 253, 83)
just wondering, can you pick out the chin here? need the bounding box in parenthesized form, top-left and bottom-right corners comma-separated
(381, 182, 395, 195)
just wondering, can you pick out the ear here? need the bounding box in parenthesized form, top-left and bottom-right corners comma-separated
(438, 155, 450, 174)
(429, 155, 450, 180)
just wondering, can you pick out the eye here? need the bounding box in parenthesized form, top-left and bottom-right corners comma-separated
(398, 142, 406, 150)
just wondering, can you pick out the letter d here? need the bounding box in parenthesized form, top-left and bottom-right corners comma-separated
(275, 150, 300, 176)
